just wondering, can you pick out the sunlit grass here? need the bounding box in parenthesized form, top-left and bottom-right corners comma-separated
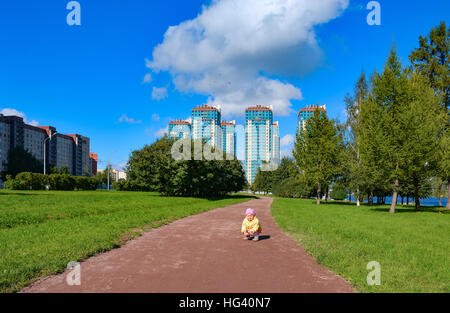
(0, 190, 253, 293)
(271, 198, 449, 293)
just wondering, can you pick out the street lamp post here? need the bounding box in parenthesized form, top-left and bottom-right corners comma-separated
(43, 132, 58, 175)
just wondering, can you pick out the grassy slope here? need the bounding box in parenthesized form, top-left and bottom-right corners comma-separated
(0, 190, 253, 293)
(271, 198, 449, 293)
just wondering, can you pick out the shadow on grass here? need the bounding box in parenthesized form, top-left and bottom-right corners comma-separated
(0, 192, 55, 196)
(203, 194, 258, 201)
(369, 207, 449, 214)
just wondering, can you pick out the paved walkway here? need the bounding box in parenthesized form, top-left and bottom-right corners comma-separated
(22, 197, 355, 293)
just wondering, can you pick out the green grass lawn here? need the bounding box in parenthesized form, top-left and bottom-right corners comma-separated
(271, 198, 449, 293)
(0, 190, 253, 293)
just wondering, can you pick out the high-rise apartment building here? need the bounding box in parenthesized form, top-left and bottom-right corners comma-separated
(272, 121, 280, 164)
(297, 104, 326, 133)
(168, 120, 192, 139)
(221, 120, 236, 157)
(191, 105, 222, 149)
(244, 105, 280, 185)
(0, 114, 92, 176)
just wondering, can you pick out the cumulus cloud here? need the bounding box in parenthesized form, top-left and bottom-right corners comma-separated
(152, 86, 168, 100)
(143, 73, 152, 84)
(118, 114, 142, 124)
(155, 126, 168, 137)
(280, 148, 293, 159)
(147, 0, 348, 116)
(280, 134, 295, 147)
(0, 108, 40, 126)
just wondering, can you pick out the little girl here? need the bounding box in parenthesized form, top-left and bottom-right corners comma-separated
(241, 208, 262, 241)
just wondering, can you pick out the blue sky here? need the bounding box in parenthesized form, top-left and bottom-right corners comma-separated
(1, 0, 449, 169)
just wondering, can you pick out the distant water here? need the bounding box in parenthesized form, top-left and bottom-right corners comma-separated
(347, 196, 448, 207)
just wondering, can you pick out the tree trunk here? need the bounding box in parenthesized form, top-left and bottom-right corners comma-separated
(369, 191, 374, 206)
(325, 187, 329, 204)
(401, 195, 404, 205)
(415, 195, 421, 211)
(390, 177, 399, 214)
(438, 197, 442, 207)
(413, 177, 420, 211)
(356, 187, 360, 206)
(406, 195, 409, 205)
(317, 183, 321, 205)
(446, 181, 450, 210)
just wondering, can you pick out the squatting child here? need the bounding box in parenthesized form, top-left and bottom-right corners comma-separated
(241, 208, 262, 241)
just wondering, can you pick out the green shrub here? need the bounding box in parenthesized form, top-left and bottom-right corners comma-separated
(48, 174, 75, 191)
(74, 177, 98, 190)
(13, 172, 47, 190)
(4, 175, 25, 190)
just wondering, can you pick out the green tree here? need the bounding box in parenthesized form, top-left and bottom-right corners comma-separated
(409, 21, 449, 110)
(125, 137, 246, 197)
(344, 71, 369, 206)
(368, 48, 411, 213)
(410, 22, 450, 210)
(60, 166, 70, 175)
(293, 109, 343, 205)
(400, 71, 446, 210)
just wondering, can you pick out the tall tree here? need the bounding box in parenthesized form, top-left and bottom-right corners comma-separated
(400, 71, 446, 210)
(410, 21, 450, 210)
(293, 109, 342, 205)
(369, 48, 410, 213)
(344, 71, 369, 206)
(409, 21, 449, 110)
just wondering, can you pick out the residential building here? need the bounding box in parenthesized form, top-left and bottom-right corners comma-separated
(0, 114, 92, 176)
(297, 104, 327, 133)
(244, 105, 280, 184)
(168, 120, 191, 139)
(191, 105, 222, 149)
(97, 168, 127, 182)
(221, 120, 236, 157)
(90, 153, 98, 176)
(272, 121, 280, 164)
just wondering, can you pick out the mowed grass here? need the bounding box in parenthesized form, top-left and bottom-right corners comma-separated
(0, 190, 253, 293)
(271, 198, 449, 293)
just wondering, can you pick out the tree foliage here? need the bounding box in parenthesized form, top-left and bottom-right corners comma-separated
(124, 136, 246, 197)
(293, 110, 343, 205)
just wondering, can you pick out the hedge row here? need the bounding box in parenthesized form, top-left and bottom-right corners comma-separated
(4, 172, 98, 191)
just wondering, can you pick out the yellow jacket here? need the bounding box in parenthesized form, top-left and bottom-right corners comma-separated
(241, 217, 262, 234)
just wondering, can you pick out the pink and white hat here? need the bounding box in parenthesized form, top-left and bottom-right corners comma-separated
(245, 208, 256, 216)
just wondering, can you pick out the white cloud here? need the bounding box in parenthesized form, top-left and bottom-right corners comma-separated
(143, 73, 152, 84)
(152, 86, 168, 100)
(118, 114, 142, 124)
(147, 0, 348, 116)
(151, 113, 160, 121)
(155, 126, 168, 137)
(281, 134, 295, 147)
(0, 108, 39, 126)
(280, 149, 293, 159)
